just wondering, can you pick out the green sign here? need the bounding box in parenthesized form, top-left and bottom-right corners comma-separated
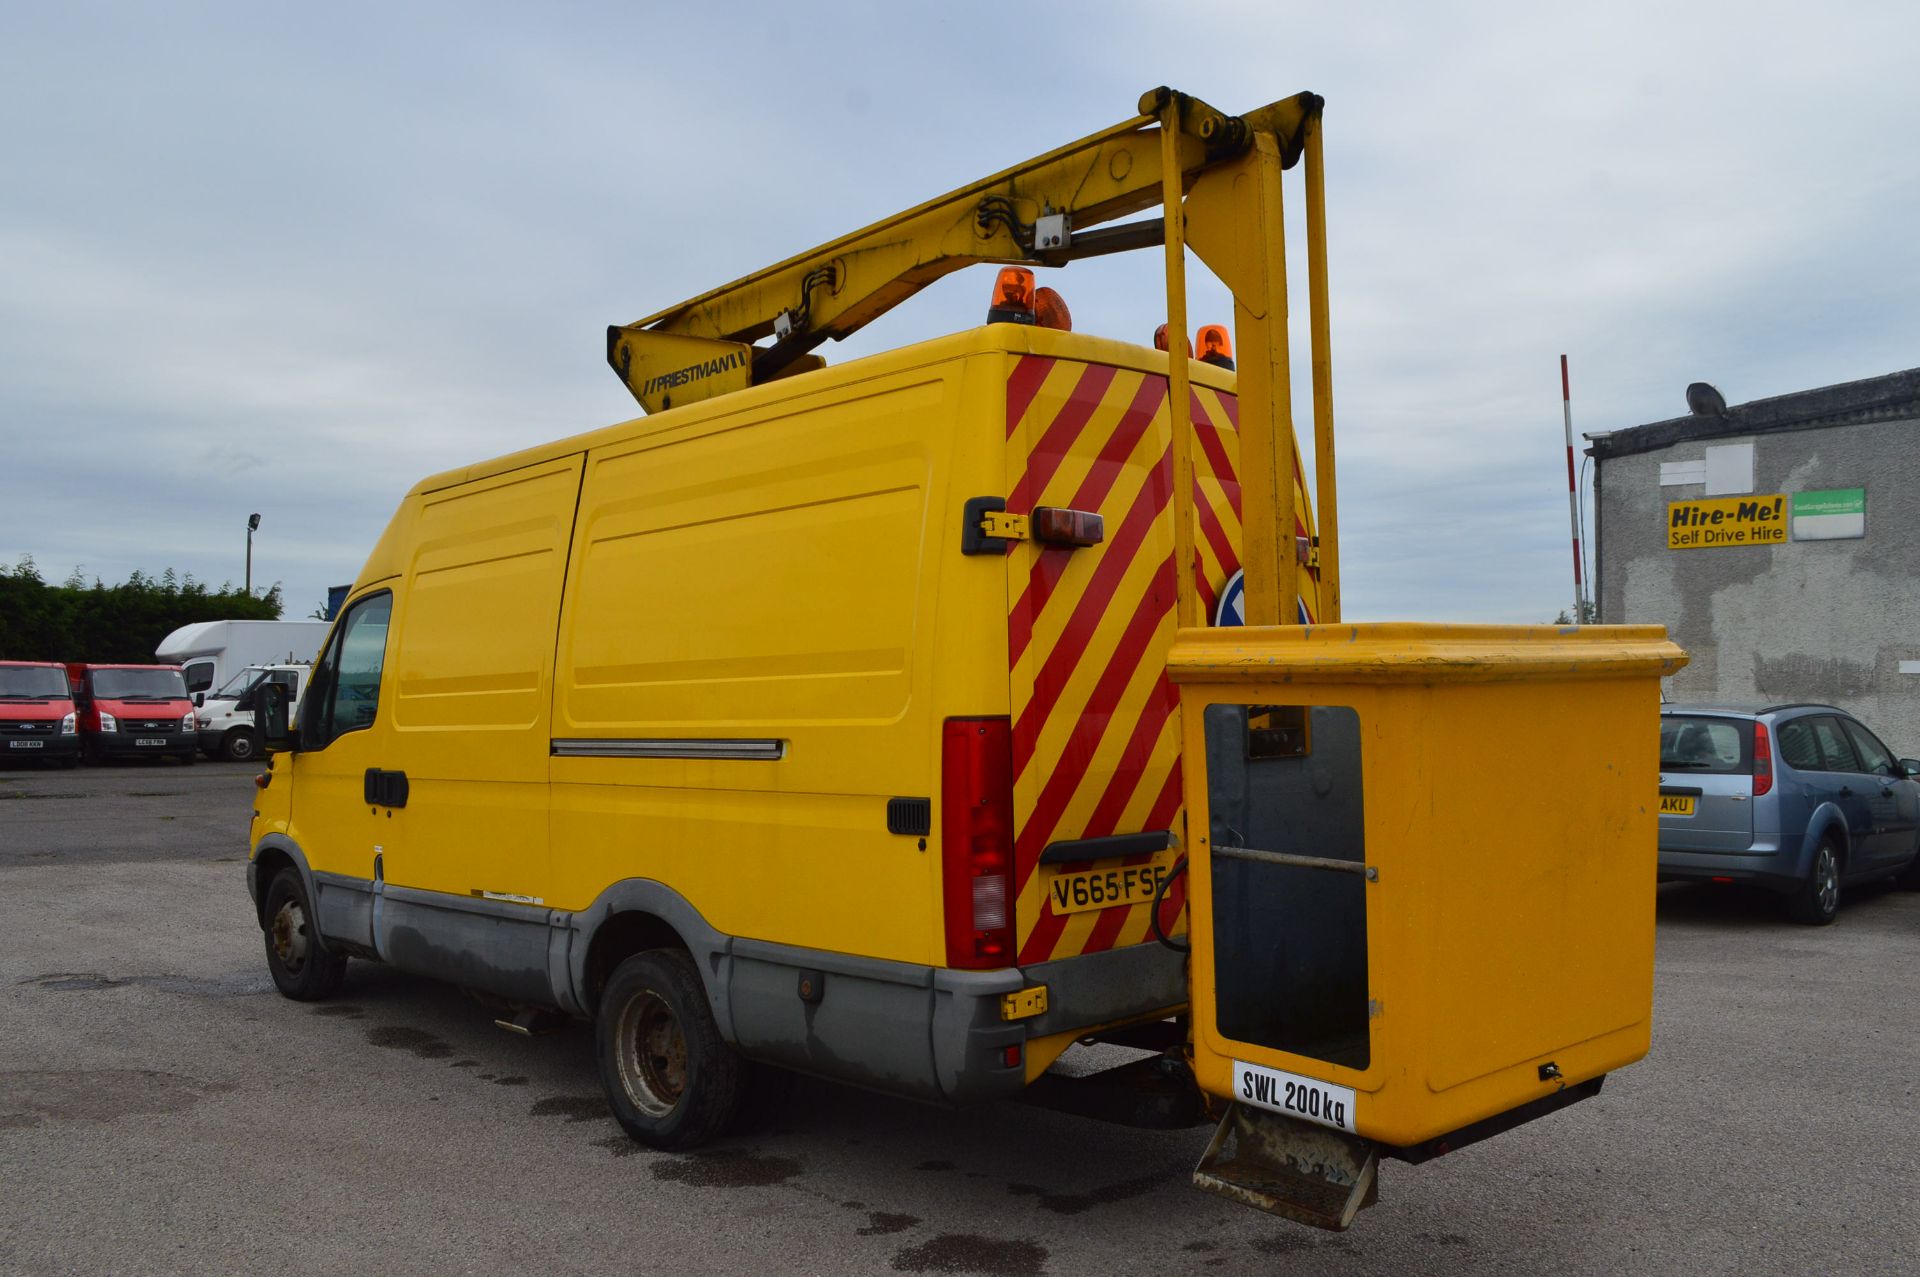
(1790, 488, 1865, 540)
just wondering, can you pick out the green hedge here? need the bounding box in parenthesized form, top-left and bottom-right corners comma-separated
(0, 558, 282, 665)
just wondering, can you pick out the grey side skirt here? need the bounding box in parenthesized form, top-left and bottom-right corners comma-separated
(252, 838, 1186, 1107)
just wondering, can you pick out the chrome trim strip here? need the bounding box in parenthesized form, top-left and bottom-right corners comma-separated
(550, 737, 787, 760)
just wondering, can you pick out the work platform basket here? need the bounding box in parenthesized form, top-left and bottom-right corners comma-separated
(1168, 622, 1686, 1224)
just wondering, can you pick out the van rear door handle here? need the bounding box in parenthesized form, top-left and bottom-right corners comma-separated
(364, 768, 409, 808)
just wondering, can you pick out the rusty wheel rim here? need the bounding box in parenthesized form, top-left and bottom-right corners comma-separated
(270, 898, 309, 974)
(615, 989, 687, 1118)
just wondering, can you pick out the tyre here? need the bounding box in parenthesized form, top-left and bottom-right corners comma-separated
(222, 729, 259, 762)
(263, 869, 348, 1000)
(1787, 837, 1841, 926)
(596, 949, 744, 1150)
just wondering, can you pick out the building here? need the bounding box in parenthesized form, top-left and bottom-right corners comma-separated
(1586, 367, 1920, 754)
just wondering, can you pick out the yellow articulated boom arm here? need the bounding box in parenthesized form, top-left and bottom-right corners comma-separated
(608, 85, 1343, 627)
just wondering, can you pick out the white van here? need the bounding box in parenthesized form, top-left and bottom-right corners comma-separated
(196, 664, 308, 761)
(157, 620, 329, 704)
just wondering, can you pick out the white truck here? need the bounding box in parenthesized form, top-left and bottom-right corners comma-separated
(155, 620, 329, 704)
(195, 664, 308, 761)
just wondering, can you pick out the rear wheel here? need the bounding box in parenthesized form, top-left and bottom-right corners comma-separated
(597, 949, 743, 1150)
(1787, 838, 1841, 926)
(263, 870, 347, 999)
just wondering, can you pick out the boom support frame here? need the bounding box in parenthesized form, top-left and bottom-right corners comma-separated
(606, 85, 1343, 625)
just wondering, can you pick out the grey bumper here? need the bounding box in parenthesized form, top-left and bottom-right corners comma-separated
(724, 937, 1187, 1107)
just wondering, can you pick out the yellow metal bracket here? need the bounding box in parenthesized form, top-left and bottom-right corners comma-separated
(609, 329, 753, 415)
(1001, 986, 1049, 1021)
(980, 510, 1031, 543)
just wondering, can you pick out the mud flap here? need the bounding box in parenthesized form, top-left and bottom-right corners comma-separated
(1191, 1102, 1380, 1231)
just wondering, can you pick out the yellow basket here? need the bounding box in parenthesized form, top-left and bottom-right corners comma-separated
(1170, 622, 1686, 1149)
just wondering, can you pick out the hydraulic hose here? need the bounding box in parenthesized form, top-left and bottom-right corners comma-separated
(1150, 854, 1190, 953)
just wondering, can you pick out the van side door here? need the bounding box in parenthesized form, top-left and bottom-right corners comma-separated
(286, 591, 400, 893)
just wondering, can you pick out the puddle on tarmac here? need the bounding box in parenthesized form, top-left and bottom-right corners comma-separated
(1005, 1170, 1172, 1216)
(0, 1069, 233, 1129)
(365, 1026, 455, 1059)
(529, 1095, 606, 1122)
(651, 1149, 803, 1188)
(889, 1234, 1047, 1277)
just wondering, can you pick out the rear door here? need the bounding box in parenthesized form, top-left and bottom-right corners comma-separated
(1000, 354, 1333, 968)
(1657, 715, 1755, 851)
(1838, 717, 1916, 870)
(1803, 715, 1875, 868)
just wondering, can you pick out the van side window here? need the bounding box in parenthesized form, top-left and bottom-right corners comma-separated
(302, 594, 392, 749)
(183, 662, 215, 695)
(1840, 719, 1896, 777)
(1776, 719, 1821, 771)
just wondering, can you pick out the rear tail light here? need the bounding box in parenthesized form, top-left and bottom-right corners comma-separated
(942, 717, 1016, 969)
(1030, 506, 1104, 548)
(1752, 721, 1773, 797)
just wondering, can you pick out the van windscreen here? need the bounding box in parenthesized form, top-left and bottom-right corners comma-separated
(1659, 716, 1751, 774)
(0, 667, 70, 699)
(90, 668, 189, 700)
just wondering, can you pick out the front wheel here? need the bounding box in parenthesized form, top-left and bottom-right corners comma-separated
(596, 949, 744, 1150)
(1787, 838, 1841, 926)
(222, 729, 259, 762)
(263, 870, 348, 999)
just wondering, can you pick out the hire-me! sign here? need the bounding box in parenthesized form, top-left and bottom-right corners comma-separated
(1667, 494, 1788, 549)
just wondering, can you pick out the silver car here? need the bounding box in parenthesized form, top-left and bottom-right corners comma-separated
(1658, 704, 1920, 924)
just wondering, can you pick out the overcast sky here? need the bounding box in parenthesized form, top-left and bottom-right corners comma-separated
(4, 2, 1916, 628)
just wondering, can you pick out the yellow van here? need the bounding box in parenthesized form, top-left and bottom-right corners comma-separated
(248, 321, 1320, 1148)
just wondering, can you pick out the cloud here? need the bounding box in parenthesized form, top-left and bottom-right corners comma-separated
(2, 1, 1917, 628)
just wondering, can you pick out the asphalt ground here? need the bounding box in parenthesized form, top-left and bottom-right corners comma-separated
(1, 759, 1915, 1276)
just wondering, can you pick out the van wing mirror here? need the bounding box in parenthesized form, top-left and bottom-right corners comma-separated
(193, 691, 205, 707)
(258, 682, 300, 753)
(1901, 759, 1920, 779)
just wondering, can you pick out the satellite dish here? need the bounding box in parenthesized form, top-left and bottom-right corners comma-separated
(1685, 382, 1727, 416)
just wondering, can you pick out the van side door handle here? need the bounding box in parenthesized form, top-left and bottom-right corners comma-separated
(1838, 786, 1854, 798)
(364, 768, 409, 809)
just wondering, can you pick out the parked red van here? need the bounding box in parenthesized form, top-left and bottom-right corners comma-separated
(65, 663, 197, 765)
(0, 661, 81, 768)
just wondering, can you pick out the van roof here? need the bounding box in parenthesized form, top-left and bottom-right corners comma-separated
(409, 324, 1238, 497)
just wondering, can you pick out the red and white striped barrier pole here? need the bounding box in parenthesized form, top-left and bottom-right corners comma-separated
(1560, 354, 1586, 622)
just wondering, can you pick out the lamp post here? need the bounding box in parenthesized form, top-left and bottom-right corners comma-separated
(246, 513, 261, 595)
